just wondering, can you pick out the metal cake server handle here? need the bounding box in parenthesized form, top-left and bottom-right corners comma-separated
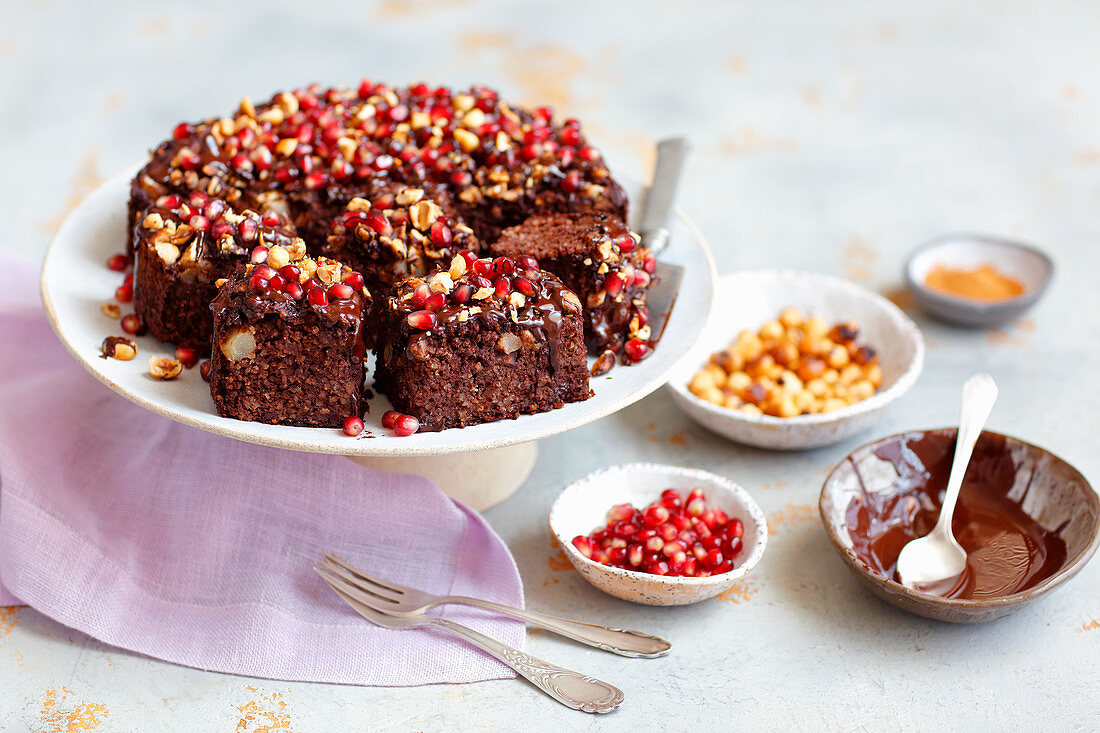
(639, 137, 691, 255)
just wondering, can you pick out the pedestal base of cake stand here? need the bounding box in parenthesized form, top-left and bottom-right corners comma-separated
(349, 441, 538, 511)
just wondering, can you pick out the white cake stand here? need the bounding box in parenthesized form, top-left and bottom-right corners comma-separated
(41, 166, 717, 510)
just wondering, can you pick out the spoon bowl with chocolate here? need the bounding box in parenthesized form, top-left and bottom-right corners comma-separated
(904, 234, 1053, 327)
(819, 428, 1099, 623)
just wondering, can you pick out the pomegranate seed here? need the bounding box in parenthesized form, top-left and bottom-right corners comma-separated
(682, 557, 699, 577)
(572, 536, 593, 558)
(642, 505, 669, 526)
(515, 255, 539, 271)
(429, 221, 452, 245)
(692, 543, 708, 562)
(727, 518, 744, 539)
(304, 172, 325, 189)
(627, 544, 644, 566)
(343, 416, 365, 437)
(231, 153, 253, 172)
(308, 287, 328, 306)
(624, 339, 650, 362)
(238, 218, 259, 242)
(425, 292, 446, 311)
(561, 126, 582, 146)
(513, 276, 537, 296)
(579, 146, 599, 162)
(725, 537, 744, 558)
(120, 313, 144, 335)
(616, 235, 636, 253)
(493, 276, 511, 297)
(406, 310, 437, 330)
(604, 272, 624, 296)
(452, 284, 473, 304)
(211, 219, 235, 239)
(344, 271, 365, 290)
(115, 284, 133, 303)
(646, 560, 670, 576)
(712, 508, 730, 527)
(659, 524, 678, 541)
(643, 253, 657, 274)
(560, 170, 581, 193)
(278, 265, 301, 282)
(704, 548, 725, 569)
(672, 514, 692, 531)
(188, 215, 209, 232)
(285, 281, 304, 299)
(645, 536, 665, 553)
(381, 410, 401, 429)
(411, 284, 431, 307)
(173, 122, 191, 140)
(267, 273, 286, 291)
(199, 359, 212, 381)
(714, 561, 734, 574)
(366, 211, 392, 235)
(107, 253, 130, 272)
(633, 271, 651, 287)
(329, 283, 354, 299)
(178, 149, 200, 170)
(175, 346, 199, 368)
(661, 540, 685, 558)
(248, 272, 269, 291)
(702, 535, 720, 551)
(607, 546, 626, 564)
(392, 414, 419, 437)
(157, 194, 182, 209)
(472, 259, 493, 277)
(250, 246, 269, 264)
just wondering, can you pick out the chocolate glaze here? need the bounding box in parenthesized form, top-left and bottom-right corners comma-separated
(844, 430, 1067, 599)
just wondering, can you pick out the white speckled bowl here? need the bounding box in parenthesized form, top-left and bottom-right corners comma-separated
(904, 233, 1054, 327)
(549, 463, 767, 606)
(667, 270, 925, 450)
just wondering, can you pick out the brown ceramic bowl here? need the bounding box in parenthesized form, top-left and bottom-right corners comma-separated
(819, 428, 1100, 623)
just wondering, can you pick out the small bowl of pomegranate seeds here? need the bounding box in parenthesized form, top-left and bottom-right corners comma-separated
(550, 463, 768, 605)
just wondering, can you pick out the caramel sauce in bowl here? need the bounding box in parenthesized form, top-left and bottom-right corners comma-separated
(820, 429, 1099, 623)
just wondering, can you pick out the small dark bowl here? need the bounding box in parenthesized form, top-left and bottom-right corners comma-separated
(904, 234, 1053, 327)
(819, 429, 1099, 623)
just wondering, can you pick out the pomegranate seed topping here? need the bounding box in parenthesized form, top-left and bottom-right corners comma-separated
(514, 277, 537, 296)
(406, 310, 437, 330)
(633, 271, 651, 288)
(515, 255, 539, 271)
(343, 416, 365, 437)
(120, 313, 144, 335)
(173, 122, 192, 140)
(199, 359, 212, 381)
(452, 284, 473, 303)
(392, 414, 419, 437)
(278, 265, 302, 282)
(561, 126, 582, 146)
(624, 339, 650, 362)
(560, 170, 581, 193)
(425, 292, 446, 311)
(267, 273, 287, 291)
(472, 258, 493, 277)
(616, 235, 636, 253)
(308, 287, 328, 306)
(248, 272, 269, 291)
(107, 253, 130, 272)
(285, 281, 304, 299)
(175, 346, 199, 368)
(178, 149, 200, 170)
(493, 276, 511, 297)
(188, 215, 210, 232)
(115, 284, 134, 303)
(579, 146, 599, 162)
(604, 272, 624, 296)
(366, 211, 392, 235)
(211, 219, 235, 238)
(493, 256, 515, 275)
(329, 283, 354, 299)
(559, 148, 575, 168)
(231, 153, 253, 172)
(429, 221, 452, 245)
(459, 249, 479, 267)
(643, 253, 658, 274)
(189, 191, 208, 208)
(304, 172, 325, 189)
(411, 283, 431, 308)
(238, 218, 260, 242)
(157, 194, 182, 209)
(250, 246, 269, 264)
(344, 271, 365, 290)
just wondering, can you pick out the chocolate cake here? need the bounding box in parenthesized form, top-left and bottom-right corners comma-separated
(132, 192, 299, 351)
(491, 212, 656, 357)
(373, 254, 591, 432)
(208, 251, 369, 427)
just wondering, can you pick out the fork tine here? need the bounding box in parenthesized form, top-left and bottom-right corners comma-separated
(314, 568, 392, 627)
(320, 557, 405, 603)
(324, 553, 409, 596)
(315, 565, 402, 607)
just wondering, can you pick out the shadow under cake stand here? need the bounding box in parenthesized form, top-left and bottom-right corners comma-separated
(41, 166, 716, 510)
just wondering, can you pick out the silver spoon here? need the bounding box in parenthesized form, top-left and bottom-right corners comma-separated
(896, 372, 998, 591)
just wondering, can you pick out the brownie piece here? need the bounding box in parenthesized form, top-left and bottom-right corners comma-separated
(374, 254, 591, 432)
(208, 254, 369, 427)
(133, 193, 300, 351)
(491, 212, 656, 355)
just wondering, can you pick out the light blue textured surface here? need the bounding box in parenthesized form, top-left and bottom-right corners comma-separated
(2, 1, 1099, 729)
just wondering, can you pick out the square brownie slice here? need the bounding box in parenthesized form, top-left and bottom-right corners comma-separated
(490, 212, 656, 360)
(374, 253, 591, 432)
(133, 192, 299, 351)
(208, 252, 370, 427)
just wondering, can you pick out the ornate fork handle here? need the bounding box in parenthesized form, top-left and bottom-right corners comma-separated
(426, 616, 624, 714)
(444, 596, 670, 658)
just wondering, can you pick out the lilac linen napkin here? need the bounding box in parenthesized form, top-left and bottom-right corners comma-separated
(0, 253, 524, 685)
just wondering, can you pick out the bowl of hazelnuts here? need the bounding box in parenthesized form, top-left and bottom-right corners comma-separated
(667, 270, 925, 450)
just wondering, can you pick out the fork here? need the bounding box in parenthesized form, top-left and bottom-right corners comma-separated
(322, 553, 670, 658)
(315, 567, 624, 713)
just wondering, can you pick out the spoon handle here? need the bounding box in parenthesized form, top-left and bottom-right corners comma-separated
(934, 373, 999, 538)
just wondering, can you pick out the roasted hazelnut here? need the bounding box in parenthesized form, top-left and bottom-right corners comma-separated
(100, 337, 137, 361)
(149, 357, 183, 380)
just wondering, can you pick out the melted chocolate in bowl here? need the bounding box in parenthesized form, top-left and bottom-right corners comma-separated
(842, 430, 1068, 600)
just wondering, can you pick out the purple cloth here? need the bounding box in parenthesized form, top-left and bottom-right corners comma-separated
(0, 253, 523, 685)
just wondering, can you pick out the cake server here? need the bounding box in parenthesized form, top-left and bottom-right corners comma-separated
(321, 553, 670, 657)
(638, 137, 691, 342)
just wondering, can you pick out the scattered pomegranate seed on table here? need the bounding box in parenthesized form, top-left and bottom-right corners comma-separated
(106, 253, 131, 272)
(199, 359, 212, 382)
(343, 416, 365, 437)
(174, 346, 199, 369)
(572, 488, 744, 577)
